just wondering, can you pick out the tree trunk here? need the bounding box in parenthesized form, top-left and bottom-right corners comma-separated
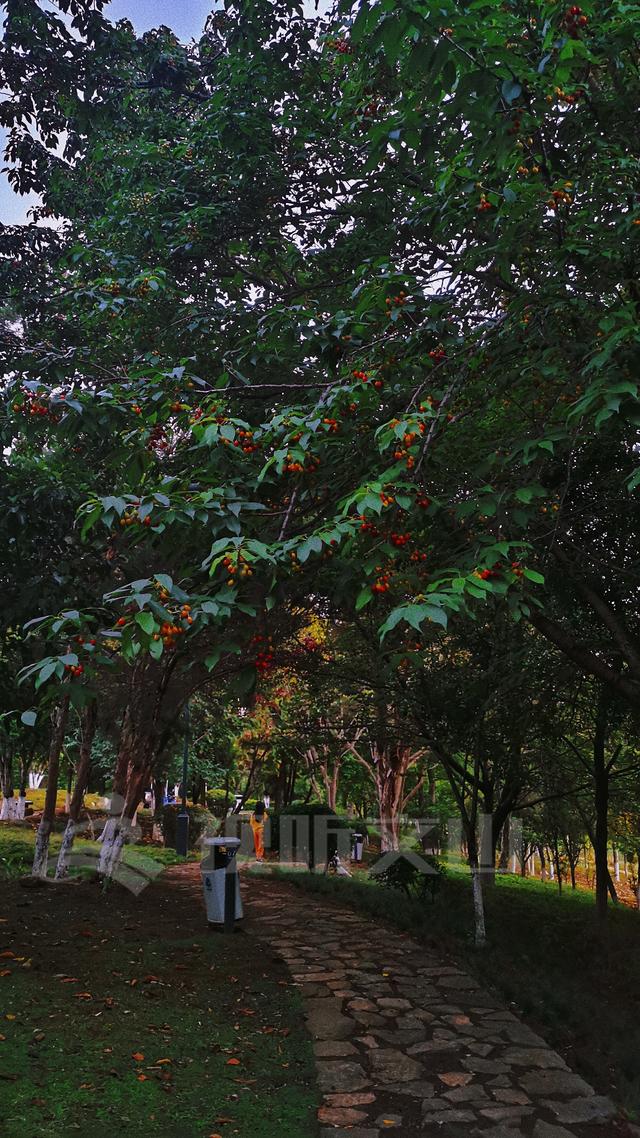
(98, 699, 153, 878)
(613, 846, 620, 883)
(552, 846, 563, 893)
(55, 704, 96, 880)
(538, 844, 547, 881)
(0, 749, 16, 820)
(498, 817, 510, 872)
(593, 695, 611, 925)
(466, 828, 487, 947)
(32, 696, 70, 877)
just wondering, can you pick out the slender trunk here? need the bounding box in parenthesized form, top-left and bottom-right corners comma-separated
(32, 696, 70, 877)
(428, 766, 437, 806)
(552, 846, 563, 894)
(538, 844, 547, 881)
(466, 828, 487, 947)
(613, 847, 620, 883)
(498, 817, 510, 872)
(0, 749, 15, 819)
(55, 704, 96, 879)
(379, 778, 401, 852)
(593, 695, 610, 925)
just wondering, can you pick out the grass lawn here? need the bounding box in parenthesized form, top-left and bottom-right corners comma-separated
(0, 828, 318, 1138)
(0, 823, 191, 884)
(274, 862, 640, 1119)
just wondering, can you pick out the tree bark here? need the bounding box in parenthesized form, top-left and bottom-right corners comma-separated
(467, 831, 487, 948)
(55, 704, 97, 879)
(32, 695, 70, 877)
(593, 694, 611, 924)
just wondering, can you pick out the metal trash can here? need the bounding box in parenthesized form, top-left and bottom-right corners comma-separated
(351, 831, 364, 863)
(201, 837, 243, 925)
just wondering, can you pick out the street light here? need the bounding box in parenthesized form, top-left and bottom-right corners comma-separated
(175, 703, 190, 856)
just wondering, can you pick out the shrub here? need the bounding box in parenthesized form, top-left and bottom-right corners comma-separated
(370, 850, 445, 902)
(160, 804, 214, 849)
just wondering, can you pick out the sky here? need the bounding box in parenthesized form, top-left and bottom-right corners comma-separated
(0, 0, 217, 224)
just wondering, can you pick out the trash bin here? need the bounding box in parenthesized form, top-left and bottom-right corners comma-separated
(201, 837, 243, 925)
(351, 831, 364, 863)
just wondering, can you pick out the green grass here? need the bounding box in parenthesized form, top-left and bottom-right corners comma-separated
(0, 859, 318, 1138)
(273, 862, 640, 1118)
(0, 824, 195, 881)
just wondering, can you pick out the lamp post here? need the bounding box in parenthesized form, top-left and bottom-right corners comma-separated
(175, 702, 190, 856)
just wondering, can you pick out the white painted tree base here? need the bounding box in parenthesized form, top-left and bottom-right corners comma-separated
(0, 796, 18, 821)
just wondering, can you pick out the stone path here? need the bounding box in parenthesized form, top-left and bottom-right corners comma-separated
(239, 871, 619, 1138)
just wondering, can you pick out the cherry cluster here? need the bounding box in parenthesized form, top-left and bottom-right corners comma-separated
(564, 5, 588, 37)
(12, 390, 61, 422)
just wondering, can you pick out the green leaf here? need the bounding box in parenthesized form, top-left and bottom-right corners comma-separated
(356, 586, 373, 611)
(150, 637, 164, 660)
(135, 611, 156, 634)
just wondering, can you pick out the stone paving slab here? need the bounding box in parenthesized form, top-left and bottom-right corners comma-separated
(240, 871, 621, 1137)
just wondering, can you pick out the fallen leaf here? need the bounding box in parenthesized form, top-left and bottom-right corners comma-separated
(5, 1014, 16, 1021)
(137, 1074, 148, 1082)
(155, 1058, 171, 1065)
(132, 1052, 145, 1062)
(0, 951, 15, 959)
(226, 1058, 240, 1066)
(59, 977, 80, 983)
(0, 969, 11, 977)
(74, 992, 93, 1000)
(0, 1034, 6, 1041)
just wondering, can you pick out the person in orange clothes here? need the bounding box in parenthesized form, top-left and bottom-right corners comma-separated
(249, 801, 267, 862)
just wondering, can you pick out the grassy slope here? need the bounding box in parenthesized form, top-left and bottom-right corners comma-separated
(274, 864, 640, 1118)
(0, 823, 191, 881)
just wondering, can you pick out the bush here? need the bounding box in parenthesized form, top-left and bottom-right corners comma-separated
(206, 788, 231, 818)
(268, 803, 354, 868)
(160, 805, 214, 849)
(370, 850, 445, 902)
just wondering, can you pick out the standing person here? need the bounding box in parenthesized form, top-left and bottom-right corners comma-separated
(250, 801, 267, 863)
